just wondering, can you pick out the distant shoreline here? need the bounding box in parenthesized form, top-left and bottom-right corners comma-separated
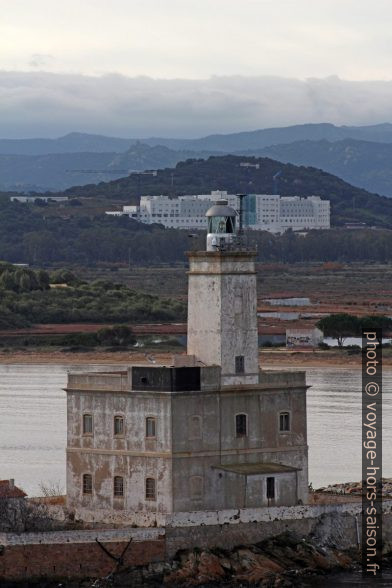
(1, 348, 391, 368)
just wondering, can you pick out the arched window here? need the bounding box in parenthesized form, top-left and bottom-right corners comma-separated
(114, 416, 124, 436)
(113, 476, 124, 497)
(82, 413, 93, 435)
(82, 474, 92, 495)
(235, 413, 247, 437)
(145, 478, 156, 501)
(146, 417, 156, 438)
(279, 412, 290, 432)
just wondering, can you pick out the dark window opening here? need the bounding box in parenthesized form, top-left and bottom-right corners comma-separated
(236, 413, 247, 437)
(146, 417, 156, 438)
(114, 416, 124, 436)
(146, 478, 156, 500)
(235, 355, 245, 374)
(114, 476, 124, 497)
(279, 412, 290, 432)
(82, 414, 93, 435)
(82, 474, 92, 495)
(266, 477, 275, 499)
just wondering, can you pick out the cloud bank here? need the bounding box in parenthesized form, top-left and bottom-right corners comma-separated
(1, 71, 392, 139)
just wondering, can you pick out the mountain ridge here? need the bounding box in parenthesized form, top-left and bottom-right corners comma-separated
(3, 122, 392, 156)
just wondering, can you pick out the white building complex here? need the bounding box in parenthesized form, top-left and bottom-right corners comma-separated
(106, 191, 330, 233)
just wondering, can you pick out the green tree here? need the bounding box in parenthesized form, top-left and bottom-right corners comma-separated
(0, 269, 16, 291)
(360, 315, 392, 346)
(317, 313, 361, 348)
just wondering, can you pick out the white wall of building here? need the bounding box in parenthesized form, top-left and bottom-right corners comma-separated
(106, 191, 330, 233)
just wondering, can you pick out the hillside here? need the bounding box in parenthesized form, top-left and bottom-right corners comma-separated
(1, 155, 392, 267)
(5, 123, 392, 155)
(0, 143, 213, 192)
(4, 125, 392, 194)
(0, 132, 134, 155)
(247, 139, 392, 197)
(144, 122, 392, 152)
(55, 154, 392, 228)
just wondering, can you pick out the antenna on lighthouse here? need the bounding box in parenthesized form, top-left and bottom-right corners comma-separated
(237, 194, 247, 248)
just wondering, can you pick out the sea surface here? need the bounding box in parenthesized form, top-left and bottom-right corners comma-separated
(0, 363, 391, 496)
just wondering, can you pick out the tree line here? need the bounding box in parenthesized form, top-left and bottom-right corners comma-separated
(1, 199, 392, 265)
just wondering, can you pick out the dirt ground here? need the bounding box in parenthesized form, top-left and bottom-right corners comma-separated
(1, 348, 391, 368)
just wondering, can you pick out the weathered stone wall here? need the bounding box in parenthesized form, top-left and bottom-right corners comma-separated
(0, 528, 164, 581)
(170, 383, 308, 512)
(187, 251, 259, 386)
(67, 389, 173, 515)
(1, 504, 391, 582)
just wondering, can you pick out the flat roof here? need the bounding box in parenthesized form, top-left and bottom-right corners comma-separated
(212, 463, 299, 475)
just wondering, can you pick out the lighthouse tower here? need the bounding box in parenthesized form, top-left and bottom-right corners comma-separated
(187, 199, 259, 385)
(66, 196, 308, 522)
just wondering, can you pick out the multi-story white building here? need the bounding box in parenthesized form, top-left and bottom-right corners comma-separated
(106, 191, 330, 233)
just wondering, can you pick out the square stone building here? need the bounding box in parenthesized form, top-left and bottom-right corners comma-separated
(66, 200, 308, 523)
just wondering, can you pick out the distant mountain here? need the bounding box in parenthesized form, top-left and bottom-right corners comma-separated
(5, 124, 392, 193)
(144, 123, 392, 152)
(57, 154, 392, 229)
(244, 139, 392, 197)
(0, 143, 213, 192)
(0, 132, 135, 156)
(4, 123, 392, 157)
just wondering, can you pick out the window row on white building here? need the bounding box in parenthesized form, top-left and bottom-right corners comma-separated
(81, 411, 291, 441)
(106, 190, 330, 233)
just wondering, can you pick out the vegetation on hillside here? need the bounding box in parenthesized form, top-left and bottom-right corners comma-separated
(0, 264, 186, 329)
(251, 138, 392, 197)
(1, 197, 392, 265)
(46, 154, 392, 228)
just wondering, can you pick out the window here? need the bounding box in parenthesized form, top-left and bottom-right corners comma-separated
(266, 477, 275, 499)
(114, 416, 124, 436)
(114, 476, 124, 497)
(190, 476, 203, 500)
(82, 414, 93, 435)
(235, 355, 245, 374)
(82, 474, 92, 495)
(235, 413, 247, 437)
(188, 415, 202, 440)
(146, 417, 156, 438)
(145, 478, 156, 500)
(279, 412, 290, 432)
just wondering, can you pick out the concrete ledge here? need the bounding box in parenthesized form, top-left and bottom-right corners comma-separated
(0, 527, 164, 546)
(54, 501, 392, 530)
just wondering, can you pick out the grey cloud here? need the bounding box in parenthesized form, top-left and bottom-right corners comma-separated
(1, 71, 392, 139)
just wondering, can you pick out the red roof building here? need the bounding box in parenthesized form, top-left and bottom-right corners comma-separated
(0, 479, 27, 499)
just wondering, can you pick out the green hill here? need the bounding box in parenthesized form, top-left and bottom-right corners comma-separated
(57, 154, 392, 228)
(245, 139, 392, 197)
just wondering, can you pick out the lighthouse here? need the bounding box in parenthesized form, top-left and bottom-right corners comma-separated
(65, 196, 308, 522)
(187, 199, 259, 385)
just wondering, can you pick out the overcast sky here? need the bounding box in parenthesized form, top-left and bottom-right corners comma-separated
(2, 0, 392, 137)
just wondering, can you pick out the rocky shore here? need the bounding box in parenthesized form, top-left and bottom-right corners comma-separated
(86, 532, 357, 588)
(2, 530, 391, 587)
(315, 478, 392, 497)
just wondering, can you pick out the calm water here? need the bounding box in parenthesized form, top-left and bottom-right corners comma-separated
(0, 364, 391, 496)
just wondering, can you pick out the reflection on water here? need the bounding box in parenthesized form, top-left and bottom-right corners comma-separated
(0, 364, 391, 495)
